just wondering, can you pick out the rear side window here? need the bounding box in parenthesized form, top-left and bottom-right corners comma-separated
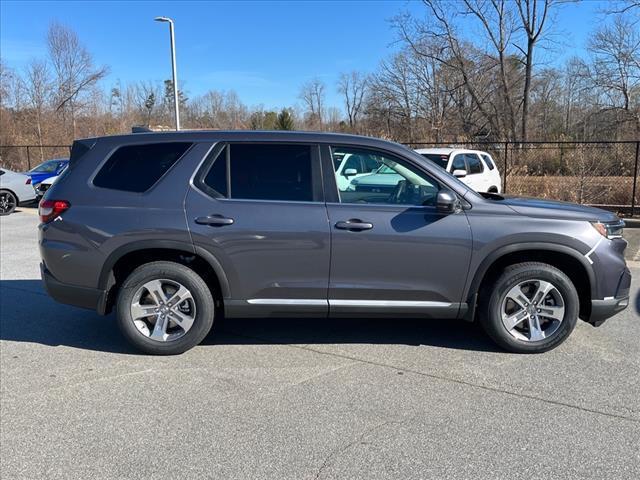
(229, 144, 313, 202)
(202, 146, 228, 197)
(481, 154, 496, 170)
(466, 154, 484, 174)
(93, 142, 191, 192)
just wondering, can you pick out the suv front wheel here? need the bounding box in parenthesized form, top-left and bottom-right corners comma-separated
(479, 262, 579, 353)
(116, 261, 215, 355)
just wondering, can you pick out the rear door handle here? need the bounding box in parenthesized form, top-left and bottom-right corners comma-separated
(335, 220, 373, 231)
(195, 214, 234, 226)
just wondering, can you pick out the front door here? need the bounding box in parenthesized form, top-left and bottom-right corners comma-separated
(185, 142, 330, 317)
(325, 145, 473, 318)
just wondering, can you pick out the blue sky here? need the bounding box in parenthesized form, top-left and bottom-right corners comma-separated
(1, 0, 602, 110)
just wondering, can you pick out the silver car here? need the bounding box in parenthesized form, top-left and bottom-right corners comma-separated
(0, 168, 37, 215)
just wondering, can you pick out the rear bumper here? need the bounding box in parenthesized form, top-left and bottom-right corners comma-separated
(41, 263, 108, 314)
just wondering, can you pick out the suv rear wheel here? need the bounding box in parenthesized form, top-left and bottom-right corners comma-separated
(116, 261, 215, 355)
(479, 262, 579, 353)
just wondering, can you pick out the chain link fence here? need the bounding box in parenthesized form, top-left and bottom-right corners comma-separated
(2, 141, 639, 216)
(0, 145, 71, 172)
(407, 141, 640, 216)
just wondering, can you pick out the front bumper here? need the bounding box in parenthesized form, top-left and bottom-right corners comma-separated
(589, 297, 630, 326)
(41, 263, 108, 314)
(587, 266, 631, 326)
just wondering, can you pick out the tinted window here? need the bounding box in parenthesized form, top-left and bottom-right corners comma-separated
(229, 144, 312, 202)
(451, 155, 466, 172)
(421, 154, 449, 170)
(332, 147, 440, 207)
(202, 147, 228, 197)
(93, 142, 191, 192)
(466, 154, 483, 174)
(31, 160, 61, 173)
(481, 154, 495, 170)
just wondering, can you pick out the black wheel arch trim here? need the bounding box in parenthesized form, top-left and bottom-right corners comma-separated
(98, 240, 231, 299)
(464, 242, 597, 302)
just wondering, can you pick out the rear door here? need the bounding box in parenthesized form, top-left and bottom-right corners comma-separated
(324, 145, 472, 318)
(185, 142, 330, 317)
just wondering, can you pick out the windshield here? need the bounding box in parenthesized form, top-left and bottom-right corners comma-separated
(421, 153, 449, 170)
(30, 160, 61, 173)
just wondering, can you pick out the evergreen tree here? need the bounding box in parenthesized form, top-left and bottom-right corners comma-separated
(275, 108, 294, 130)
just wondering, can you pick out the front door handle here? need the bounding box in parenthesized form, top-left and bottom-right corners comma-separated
(335, 219, 373, 231)
(195, 214, 234, 226)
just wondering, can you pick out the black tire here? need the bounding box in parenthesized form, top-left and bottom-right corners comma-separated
(0, 190, 17, 216)
(116, 261, 215, 355)
(478, 262, 579, 353)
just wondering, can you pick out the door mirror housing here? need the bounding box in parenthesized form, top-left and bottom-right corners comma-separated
(436, 189, 461, 214)
(452, 169, 467, 178)
(344, 168, 358, 177)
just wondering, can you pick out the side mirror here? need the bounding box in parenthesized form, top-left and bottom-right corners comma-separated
(453, 169, 467, 178)
(344, 168, 358, 177)
(436, 189, 460, 214)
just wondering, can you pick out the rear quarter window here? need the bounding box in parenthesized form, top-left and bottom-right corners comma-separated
(481, 154, 496, 170)
(93, 142, 191, 192)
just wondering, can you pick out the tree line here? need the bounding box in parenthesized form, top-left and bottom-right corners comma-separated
(1, 0, 638, 162)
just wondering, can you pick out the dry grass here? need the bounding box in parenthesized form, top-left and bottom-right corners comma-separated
(506, 175, 637, 206)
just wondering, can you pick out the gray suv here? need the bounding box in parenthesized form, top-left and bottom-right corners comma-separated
(39, 131, 631, 354)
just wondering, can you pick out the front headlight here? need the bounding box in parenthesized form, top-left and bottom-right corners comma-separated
(590, 220, 624, 239)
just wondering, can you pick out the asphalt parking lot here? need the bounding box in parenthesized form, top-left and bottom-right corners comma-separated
(1, 209, 639, 479)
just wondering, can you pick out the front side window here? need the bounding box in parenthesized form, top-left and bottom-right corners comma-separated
(466, 154, 484, 175)
(451, 155, 466, 172)
(203, 143, 314, 202)
(332, 147, 440, 207)
(93, 142, 192, 192)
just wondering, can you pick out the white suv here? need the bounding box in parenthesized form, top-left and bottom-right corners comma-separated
(415, 148, 502, 193)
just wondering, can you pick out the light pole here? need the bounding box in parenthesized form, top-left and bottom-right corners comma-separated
(154, 16, 180, 130)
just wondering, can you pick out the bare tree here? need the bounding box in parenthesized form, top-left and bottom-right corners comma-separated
(299, 78, 325, 128)
(337, 71, 368, 130)
(584, 15, 640, 136)
(47, 22, 108, 136)
(515, 0, 554, 141)
(462, 0, 519, 140)
(24, 59, 53, 159)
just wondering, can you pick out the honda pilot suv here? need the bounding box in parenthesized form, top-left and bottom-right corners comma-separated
(39, 131, 631, 355)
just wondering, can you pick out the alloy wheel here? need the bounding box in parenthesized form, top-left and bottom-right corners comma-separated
(130, 279, 196, 342)
(500, 279, 565, 342)
(0, 192, 16, 214)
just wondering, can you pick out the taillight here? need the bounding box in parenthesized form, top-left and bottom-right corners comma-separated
(39, 199, 70, 223)
(26, 178, 32, 185)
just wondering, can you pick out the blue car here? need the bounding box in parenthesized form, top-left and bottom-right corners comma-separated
(24, 158, 69, 185)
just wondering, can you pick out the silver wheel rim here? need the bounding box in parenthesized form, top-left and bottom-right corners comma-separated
(500, 279, 565, 342)
(0, 192, 16, 213)
(130, 279, 196, 342)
